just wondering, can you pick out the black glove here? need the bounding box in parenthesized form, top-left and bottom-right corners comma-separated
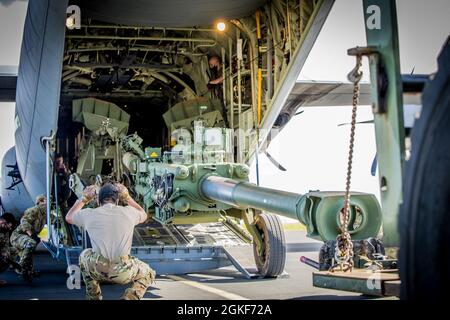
(206, 83, 214, 90)
(30, 233, 40, 244)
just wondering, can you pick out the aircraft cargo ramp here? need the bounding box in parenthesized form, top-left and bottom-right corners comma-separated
(64, 220, 269, 278)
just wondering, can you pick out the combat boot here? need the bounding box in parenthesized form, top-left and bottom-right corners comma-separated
(20, 259, 34, 283)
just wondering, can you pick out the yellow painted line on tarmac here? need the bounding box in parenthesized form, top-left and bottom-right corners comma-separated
(283, 223, 306, 231)
(167, 275, 249, 300)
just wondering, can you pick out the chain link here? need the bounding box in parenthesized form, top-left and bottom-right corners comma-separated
(330, 55, 363, 273)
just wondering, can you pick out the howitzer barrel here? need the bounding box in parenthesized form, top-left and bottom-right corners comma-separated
(200, 176, 382, 242)
(201, 175, 304, 221)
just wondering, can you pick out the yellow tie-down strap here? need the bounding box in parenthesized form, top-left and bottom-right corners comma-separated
(38, 225, 48, 241)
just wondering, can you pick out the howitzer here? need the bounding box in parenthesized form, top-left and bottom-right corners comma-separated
(67, 103, 382, 277)
(126, 161, 381, 241)
(120, 119, 382, 277)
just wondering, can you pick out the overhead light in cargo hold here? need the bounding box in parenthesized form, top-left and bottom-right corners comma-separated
(216, 21, 226, 32)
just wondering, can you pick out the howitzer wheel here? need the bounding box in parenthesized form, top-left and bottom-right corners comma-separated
(399, 37, 450, 300)
(252, 213, 286, 277)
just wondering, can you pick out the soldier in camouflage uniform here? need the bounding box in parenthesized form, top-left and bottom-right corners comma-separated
(10, 195, 49, 281)
(66, 183, 156, 300)
(79, 247, 154, 300)
(0, 213, 17, 285)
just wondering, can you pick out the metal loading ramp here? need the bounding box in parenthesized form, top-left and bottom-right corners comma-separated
(132, 221, 258, 277)
(63, 220, 276, 278)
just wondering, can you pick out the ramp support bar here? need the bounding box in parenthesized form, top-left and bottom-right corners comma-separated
(42, 131, 55, 248)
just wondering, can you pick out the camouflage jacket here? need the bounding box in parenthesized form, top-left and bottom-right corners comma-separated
(15, 204, 51, 235)
(0, 232, 11, 257)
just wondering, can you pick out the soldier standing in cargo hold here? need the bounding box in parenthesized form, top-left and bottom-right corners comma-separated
(10, 195, 49, 282)
(65, 183, 156, 300)
(206, 55, 225, 100)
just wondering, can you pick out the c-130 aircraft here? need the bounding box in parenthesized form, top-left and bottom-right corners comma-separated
(1, 0, 447, 299)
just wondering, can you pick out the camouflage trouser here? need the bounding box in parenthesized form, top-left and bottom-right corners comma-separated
(0, 247, 19, 273)
(79, 248, 156, 300)
(10, 233, 37, 271)
(8, 246, 18, 261)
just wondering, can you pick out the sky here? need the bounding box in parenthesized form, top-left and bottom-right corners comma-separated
(0, 0, 449, 218)
(247, 0, 449, 220)
(0, 0, 27, 171)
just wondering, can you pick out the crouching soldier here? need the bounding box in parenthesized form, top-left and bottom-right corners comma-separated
(0, 213, 17, 286)
(10, 195, 48, 282)
(65, 183, 156, 300)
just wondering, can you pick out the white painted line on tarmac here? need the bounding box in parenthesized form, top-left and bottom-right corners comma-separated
(167, 275, 249, 300)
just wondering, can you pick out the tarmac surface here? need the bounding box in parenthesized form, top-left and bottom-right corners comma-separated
(0, 226, 395, 300)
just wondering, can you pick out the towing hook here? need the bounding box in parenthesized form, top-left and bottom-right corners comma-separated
(347, 46, 379, 57)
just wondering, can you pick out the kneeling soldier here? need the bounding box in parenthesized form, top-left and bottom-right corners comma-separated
(66, 183, 156, 300)
(0, 213, 17, 285)
(10, 195, 48, 282)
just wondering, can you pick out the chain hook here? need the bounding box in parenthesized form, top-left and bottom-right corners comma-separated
(347, 55, 363, 83)
(330, 52, 363, 273)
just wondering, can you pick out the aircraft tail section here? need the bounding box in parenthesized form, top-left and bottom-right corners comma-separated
(14, 0, 68, 200)
(0, 147, 34, 218)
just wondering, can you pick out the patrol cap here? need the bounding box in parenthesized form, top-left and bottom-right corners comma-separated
(35, 194, 46, 205)
(98, 183, 119, 204)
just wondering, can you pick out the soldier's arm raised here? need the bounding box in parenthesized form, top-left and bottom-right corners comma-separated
(66, 185, 96, 225)
(65, 200, 86, 225)
(126, 197, 149, 224)
(116, 183, 147, 223)
(127, 197, 146, 217)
